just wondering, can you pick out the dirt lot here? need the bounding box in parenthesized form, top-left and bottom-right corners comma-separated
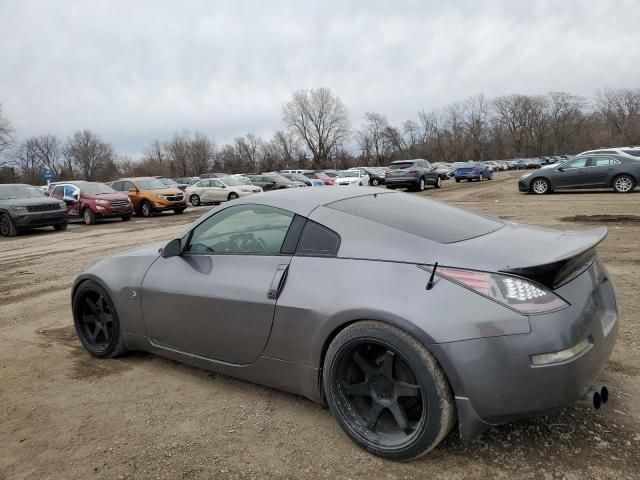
(1, 171, 639, 480)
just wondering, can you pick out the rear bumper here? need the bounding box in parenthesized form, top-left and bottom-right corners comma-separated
(385, 177, 419, 188)
(431, 259, 618, 438)
(12, 210, 68, 228)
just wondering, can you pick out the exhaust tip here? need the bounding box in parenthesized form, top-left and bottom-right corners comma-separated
(600, 386, 609, 404)
(593, 392, 601, 410)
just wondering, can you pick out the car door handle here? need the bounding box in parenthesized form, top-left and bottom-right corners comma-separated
(267, 264, 289, 300)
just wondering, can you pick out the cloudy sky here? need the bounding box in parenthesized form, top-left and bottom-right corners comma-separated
(1, 0, 639, 155)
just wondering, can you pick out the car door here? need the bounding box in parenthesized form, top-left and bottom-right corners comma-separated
(141, 203, 297, 364)
(209, 179, 227, 201)
(586, 156, 620, 187)
(50, 185, 72, 215)
(194, 180, 212, 202)
(63, 184, 81, 217)
(552, 157, 589, 189)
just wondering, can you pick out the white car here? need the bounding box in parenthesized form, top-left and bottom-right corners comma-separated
(185, 177, 262, 206)
(334, 170, 370, 186)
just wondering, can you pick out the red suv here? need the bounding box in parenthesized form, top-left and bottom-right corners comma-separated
(49, 181, 134, 224)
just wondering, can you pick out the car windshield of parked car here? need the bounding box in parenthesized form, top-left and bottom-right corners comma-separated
(81, 183, 118, 195)
(266, 175, 290, 183)
(186, 204, 294, 254)
(0, 184, 46, 200)
(219, 177, 244, 187)
(389, 162, 414, 170)
(339, 171, 359, 177)
(328, 193, 504, 243)
(136, 180, 168, 189)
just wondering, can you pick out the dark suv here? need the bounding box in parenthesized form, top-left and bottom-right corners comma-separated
(49, 181, 134, 225)
(385, 159, 441, 191)
(0, 184, 68, 237)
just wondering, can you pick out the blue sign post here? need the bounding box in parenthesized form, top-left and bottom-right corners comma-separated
(43, 170, 55, 184)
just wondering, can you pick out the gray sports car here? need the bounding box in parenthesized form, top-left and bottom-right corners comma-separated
(72, 187, 618, 460)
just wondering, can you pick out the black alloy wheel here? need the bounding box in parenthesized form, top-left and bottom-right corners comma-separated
(324, 321, 455, 460)
(228, 192, 239, 201)
(1, 213, 17, 237)
(190, 194, 201, 206)
(73, 282, 126, 358)
(371, 178, 380, 186)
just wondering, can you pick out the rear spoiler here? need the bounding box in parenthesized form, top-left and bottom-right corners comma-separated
(501, 227, 607, 289)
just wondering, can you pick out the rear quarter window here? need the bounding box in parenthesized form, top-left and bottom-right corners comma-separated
(327, 193, 504, 243)
(297, 221, 340, 256)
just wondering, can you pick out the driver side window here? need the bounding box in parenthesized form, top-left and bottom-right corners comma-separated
(186, 204, 294, 255)
(563, 158, 588, 169)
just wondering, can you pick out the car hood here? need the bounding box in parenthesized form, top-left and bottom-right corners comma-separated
(145, 188, 183, 195)
(2, 196, 61, 206)
(84, 193, 129, 201)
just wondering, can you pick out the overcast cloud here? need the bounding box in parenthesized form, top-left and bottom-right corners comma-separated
(1, 0, 639, 155)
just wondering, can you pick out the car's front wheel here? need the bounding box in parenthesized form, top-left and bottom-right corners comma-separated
(53, 222, 68, 231)
(371, 178, 380, 186)
(72, 281, 127, 358)
(174, 208, 186, 214)
(323, 321, 455, 460)
(1, 213, 17, 237)
(613, 174, 635, 193)
(190, 194, 201, 206)
(228, 192, 239, 201)
(83, 208, 96, 225)
(531, 178, 550, 195)
(417, 178, 426, 192)
(139, 200, 152, 217)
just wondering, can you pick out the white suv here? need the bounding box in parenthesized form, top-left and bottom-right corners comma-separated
(576, 147, 640, 159)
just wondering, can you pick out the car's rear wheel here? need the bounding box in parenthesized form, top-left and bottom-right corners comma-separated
(53, 222, 68, 231)
(434, 176, 441, 189)
(531, 178, 550, 194)
(479, 173, 484, 181)
(228, 192, 239, 201)
(1, 213, 17, 237)
(371, 178, 380, 186)
(190, 194, 201, 206)
(418, 178, 425, 192)
(613, 174, 635, 193)
(323, 321, 455, 460)
(83, 208, 96, 225)
(72, 281, 127, 358)
(139, 200, 152, 217)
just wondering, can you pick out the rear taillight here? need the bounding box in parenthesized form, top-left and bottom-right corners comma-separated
(435, 267, 568, 314)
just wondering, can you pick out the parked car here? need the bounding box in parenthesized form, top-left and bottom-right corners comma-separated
(185, 177, 262, 206)
(454, 162, 493, 182)
(349, 167, 386, 186)
(49, 181, 133, 224)
(304, 171, 335, 185)
(509, 159, 526, 170)
(199, 172, 228, 179)
(333, 170, 370, 186)
(109, 177, 187, 217)
(282, 173, 324, 186)
(385, 159, 441, 191)
(72, 187, 618, 460)
(434, 165, 454, 180)
(524, 158, 542, 169)
(0, 183, 68, 237)
(519, 154, 640, 194)
(173, 176, 201, 187)
(248, 174, 301, 190)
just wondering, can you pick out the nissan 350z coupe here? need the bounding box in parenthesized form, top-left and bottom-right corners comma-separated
(71, 187, 618, 460)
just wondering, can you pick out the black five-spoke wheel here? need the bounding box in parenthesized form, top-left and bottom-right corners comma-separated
(72, 281, 126, 358)
(324, 321, 455, 460)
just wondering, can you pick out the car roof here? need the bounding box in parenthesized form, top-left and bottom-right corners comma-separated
(233, 186, 387, 216)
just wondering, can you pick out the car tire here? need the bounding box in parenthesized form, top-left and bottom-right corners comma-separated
(139, 200, 152, 217)
(434, 176, 441, 189)
(53, 222, 68, 231)
(72, 281, 127, 359)
(121, 215, 131, 221)
(479, 174, 484, 182)
(386, 186, 396, 190)
(612, 174, 635, 193)
(323, 320, 455, 460)
(173, 208, 186, 214)
(371, 178, 380, 186)
(228, 192, 239, 201)
(190, 194, 201, 206)
(83, 208, 96, 225)
(531, 178, 551, 195)
(455, 178, 460, 183)
(1, 213, 18, 237)
(418, 178, 426, 192)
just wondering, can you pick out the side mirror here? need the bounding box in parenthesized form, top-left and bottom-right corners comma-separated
(74, 193, 79, 200)
(159, 238, 182, 258)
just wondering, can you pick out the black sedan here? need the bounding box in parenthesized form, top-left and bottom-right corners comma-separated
(519, 154, 640, 194)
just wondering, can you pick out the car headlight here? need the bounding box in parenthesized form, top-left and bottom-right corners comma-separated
(521, 173, 532, 179)
(240, 188, 253, 193)
(58, 202, 66, 209)
(96, 199, 109, 205)
(11, 205, 27, 212)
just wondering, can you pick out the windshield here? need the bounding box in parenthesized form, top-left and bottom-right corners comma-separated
(81, 183, 117, 195)
(339, 171, 359, 177)
(220, 177, 245, 186)
(389, 162, 414, 170)
(267, 175, 290, 183)
(0, 185, 46, 200)
(459, 162, 475, 168)
(158, 178, 178, 186)
(137, 180, 168, 189)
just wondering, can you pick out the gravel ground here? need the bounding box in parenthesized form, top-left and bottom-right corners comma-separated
(1, 171, 639, 479)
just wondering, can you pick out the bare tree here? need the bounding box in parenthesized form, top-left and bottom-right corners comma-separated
(64, 130, 114, 181)
(12, 138, 44, 184)
(356, 112, 388, 165)
(547, 91, 585, 154)
(463, 94, 489, 160)
(164, 132, 190, 176)
(189, 133, 216, 175)
(0, 103, 14, 164)
(596, 88, 640, 144)
(30, 135, 64, 177)
(271, 130, 305, 167)
(282, 87, 351, 168)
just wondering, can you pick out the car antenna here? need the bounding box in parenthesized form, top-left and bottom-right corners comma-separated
(426, 262, 438, 290)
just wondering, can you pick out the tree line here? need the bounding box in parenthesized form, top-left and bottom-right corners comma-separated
(1, 86, 640, 184)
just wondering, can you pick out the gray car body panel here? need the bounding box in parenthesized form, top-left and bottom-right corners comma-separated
(72, 187, 618, 439)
